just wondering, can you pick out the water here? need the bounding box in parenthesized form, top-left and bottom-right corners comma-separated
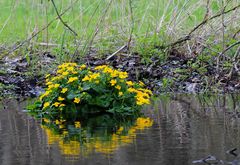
(1, 94, 240, 165)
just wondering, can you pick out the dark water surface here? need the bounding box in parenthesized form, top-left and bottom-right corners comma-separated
(1, 94, 240, 165)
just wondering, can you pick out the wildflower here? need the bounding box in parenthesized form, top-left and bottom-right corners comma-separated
(89, 73, 100, 80)
(55, 120, 61, 124)
(94, 65, 107, 70)
(74, 121, 81, 128)
(80, 64, 86, 70)
(110, 79, 117, 86)
(73, 98, 81, 104)
(61, 88, 68, 93)
(139, 81, 145, 86)
(82, 76, 90, 81)
(59, 104, 66, 107)
(58, 97, 65, 101)
(95, 80, 100, 84)
(57, 69, 64, 74)
(126, 81, 133, 86)
(45, 74, 50, 78)
(43, 102, 50, 109)
(119, 92, 123, 96)
(67, 67, 74, 72)
(62, 71, 69, 76)
(53, 102, 60, 107)
(115, 85, 121, 90)
(119, 72, 128, 79)
(54, 84, 60, 88)
(43, 118, 50, 123)
(110, 70, 118, 77)
(127, 88, 136, 93)
(46, 81, 53, 85)
(72, 71, 78, 74)
(67, 77, 78, 83)
(40, 90, 51, 100)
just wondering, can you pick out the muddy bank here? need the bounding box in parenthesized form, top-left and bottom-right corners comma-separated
(0, 50, 240, 98)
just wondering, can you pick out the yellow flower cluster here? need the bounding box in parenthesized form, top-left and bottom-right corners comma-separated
(67, 77, 78, 83)
(41, 117, 153, 157)
(95, 65, 128, 79)
(38, 63, 152, 116)
(127, 87, 152, 105)
(82, 72, 100, 82)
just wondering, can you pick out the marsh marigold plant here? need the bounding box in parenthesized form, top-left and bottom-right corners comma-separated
(28, 63, 152, 120)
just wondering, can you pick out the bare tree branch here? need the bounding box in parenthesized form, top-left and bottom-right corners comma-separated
(50, 0, 78, 36)
(165, 4, 240, 48)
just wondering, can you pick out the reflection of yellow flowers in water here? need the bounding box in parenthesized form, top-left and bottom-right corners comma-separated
(59, 140, 81, 156)
(135, 117, 153, 129)
(42, 117, 153, 158)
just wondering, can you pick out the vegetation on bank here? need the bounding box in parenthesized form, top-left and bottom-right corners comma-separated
(28, 63, 152, 121)
(0, 0, 239, 95)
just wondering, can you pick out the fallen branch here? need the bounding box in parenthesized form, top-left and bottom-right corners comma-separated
(106, 44, 127, 60)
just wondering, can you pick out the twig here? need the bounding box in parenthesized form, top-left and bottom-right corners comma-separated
(106, 44, 127, 60)
(87, 0, 113, 54)
(165, 4, 240, 48)
(227, 46, 240, 79)
(71, 2, 101, 59)
(221, 40, 240, 55)
(233, 28, 240, 39)
(127, 0, 134, 50)
(8, 0, 79, 54)
(50, 0, 78, 36)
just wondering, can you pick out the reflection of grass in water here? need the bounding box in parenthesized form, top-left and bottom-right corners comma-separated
(41, 117, 153, 159)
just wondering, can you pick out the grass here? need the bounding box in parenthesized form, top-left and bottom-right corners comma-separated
(1, 0, 238, 59)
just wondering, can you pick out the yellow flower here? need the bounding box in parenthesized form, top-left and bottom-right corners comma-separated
(54, 84, 60, 88)
(43, 118, 50, 123)
(82, 76, 90, 81)
(46, 81, 53, 85)
(40, 90, 51, 100)
(62, 71, 69, 76)
(95, 80, 100, 84)
(80, 64, 86, 69)
(115, 85, 121, 90)
(139, 81, 145, 86)
(73, 98, 81, 104)
(67, 67, 74, 72)
(127, 88, 136, 93)
(59, 104, 66, 107)
(110, 70, 118, 77)
(67, 77, 78, 83)
(45, 74, 50, 78)
(119, 91, 123, 96)
(58, 97, 65, 101)
(119, 72, 128, 79)
(110, 79, 117, 86)
(61, 88, 68, 93)
(126, 81, 133, 86)
(55, 120, 61, 124)
(53, 102, 60, 107)
(74, 121, 81, 128)
(94, 65, 107, 70)
(43, 102, 50, 109)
